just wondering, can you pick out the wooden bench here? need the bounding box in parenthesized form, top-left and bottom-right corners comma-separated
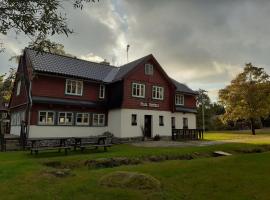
(80, 144, 112, 151)
(30, 146, 72, 155)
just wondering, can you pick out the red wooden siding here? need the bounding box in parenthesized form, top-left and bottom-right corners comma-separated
(9, 58, 28, 109)
(121, 58, 174, 111)
(184, 94, 196, 108)
(32, 75, 102, 102)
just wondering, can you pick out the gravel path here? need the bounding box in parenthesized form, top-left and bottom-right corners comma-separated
(132, 140, 227, 148)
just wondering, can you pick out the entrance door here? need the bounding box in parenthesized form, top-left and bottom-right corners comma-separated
(144, 115, 152, 138)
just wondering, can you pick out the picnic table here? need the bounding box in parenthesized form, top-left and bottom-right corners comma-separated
(28, 137, 72, 155)
(28, 135, 112, 155)
(73, 136, 112, 151)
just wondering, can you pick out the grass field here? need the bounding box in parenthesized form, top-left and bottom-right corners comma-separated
(1, 130, 270, 200)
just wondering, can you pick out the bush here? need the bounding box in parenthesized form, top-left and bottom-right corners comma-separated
(99, 171, 161, 190)
(153, 134, 161, 141)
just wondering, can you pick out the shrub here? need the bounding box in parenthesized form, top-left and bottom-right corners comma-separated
(153, 134, 161, 141)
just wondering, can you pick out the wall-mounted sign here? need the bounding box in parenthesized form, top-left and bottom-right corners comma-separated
(140, 102, 159, 108)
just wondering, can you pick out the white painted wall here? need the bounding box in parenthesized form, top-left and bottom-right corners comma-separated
(108, 109, 122, 138)
(28, 126, 108, 138)
(171, 112, 196, 129)
(10, 126, 21, 136)
(108, 109, 196, 138)
(27, 109, 196, 138)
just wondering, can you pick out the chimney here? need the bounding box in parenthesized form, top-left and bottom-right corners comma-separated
(100, 59, 110, 66)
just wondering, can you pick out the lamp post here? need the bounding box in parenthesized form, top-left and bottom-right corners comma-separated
(199, 89, 207, 132)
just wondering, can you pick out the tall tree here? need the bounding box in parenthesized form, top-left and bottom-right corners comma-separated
(0, 68, 16, 104)
(219, 63, 270, 135)
(0, 0, 97, 52)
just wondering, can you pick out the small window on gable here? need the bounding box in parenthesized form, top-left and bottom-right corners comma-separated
(16, 80, 21, 96)
(131, 114, 137, 126)
(99, 84, 105, 99)
(175, 94, 184, 105)
(145, 64, 153, 75)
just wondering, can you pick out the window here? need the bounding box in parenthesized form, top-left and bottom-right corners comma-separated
(93, 114, 105, 126)
(76, 113, 89, 125)
(99, 85, 105, 99)
(58, 112, 73, 125)
(65, 79, 83, 96)
(131, 114, 137, 126)
(145, 63, 153, 75)
(38, 111, 55, 125)
(159, 116, 164, 126)
(132, 83, 145, 98)
(183, 117, 188, 129)
(152, 86, 164, 100)
(171, 117, 175, 129)
(16, 80, 21, 96)
(175, 94, 184, 105)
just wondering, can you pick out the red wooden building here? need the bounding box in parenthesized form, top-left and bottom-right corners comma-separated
(9, 48, 197, 139)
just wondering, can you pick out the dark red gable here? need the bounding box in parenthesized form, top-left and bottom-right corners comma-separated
(121, 55, 175, 111)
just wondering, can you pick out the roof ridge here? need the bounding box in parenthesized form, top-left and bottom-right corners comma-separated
(25, 47, 118, 69)
(119, 54, 152, 68)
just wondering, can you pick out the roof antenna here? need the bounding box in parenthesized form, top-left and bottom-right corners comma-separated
(126, 44, 130, 63)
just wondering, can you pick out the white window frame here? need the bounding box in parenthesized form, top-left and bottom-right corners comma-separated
(92, 114, 105, 126)
(38, 111, 55, 125)
(99, 84, 105, 99)
(152, 86, 164, 100)
(132, 83, 145, 98)
(16, 80, 21, 96)
(76, 113, 89, 126)
(65, 79, 83, 96)
(58, 112, 73, 125)
(175, 94, 184, 105)
(145, 63, 154, 75)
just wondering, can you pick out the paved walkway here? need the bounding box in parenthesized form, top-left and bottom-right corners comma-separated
(132, 140, 227, 148)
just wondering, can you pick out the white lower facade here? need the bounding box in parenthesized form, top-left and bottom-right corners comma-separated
(108, 108, 196, 138)
(10, 108, 196, 138)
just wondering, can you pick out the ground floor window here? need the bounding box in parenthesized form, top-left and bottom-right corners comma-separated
(171, 117, 175, 129)
(131, 114, 137, 126)
(76, 113, 89, 125)
(93, 114, 105, 126)
(159, 116, 164, 126)
(58, 112, 73, 125)
(39, 111, 54, 125)
(183, 117, 188, 129)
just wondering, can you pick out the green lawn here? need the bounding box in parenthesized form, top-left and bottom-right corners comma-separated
(1, 131, 270, 200)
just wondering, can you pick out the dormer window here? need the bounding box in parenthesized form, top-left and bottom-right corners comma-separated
(175, 94, 184, 105)
(99, 84, 105, 99)
(145, 63, 153, 75)
(16, 80, 21, 96)
(65, 79, 83, 96)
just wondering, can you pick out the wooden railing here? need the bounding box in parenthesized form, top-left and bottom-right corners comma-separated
(172, 129, 204, 141)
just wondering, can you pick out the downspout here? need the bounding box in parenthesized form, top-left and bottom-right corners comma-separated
(26, 80, 32, 138)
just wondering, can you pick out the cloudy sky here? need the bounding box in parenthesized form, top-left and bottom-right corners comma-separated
(1, 0, 270, 101)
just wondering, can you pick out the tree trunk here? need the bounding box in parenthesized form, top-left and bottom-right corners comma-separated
(250, 118, 256, 135)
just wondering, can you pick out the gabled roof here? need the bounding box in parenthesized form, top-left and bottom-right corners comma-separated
(25, 48, 117, 83)
(171, 78, 198, 95)
(112, 54, 151, 81)
(25, 48, 197, 94)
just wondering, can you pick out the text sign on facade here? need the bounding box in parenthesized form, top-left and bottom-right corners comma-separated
(140, 102, 159, 108)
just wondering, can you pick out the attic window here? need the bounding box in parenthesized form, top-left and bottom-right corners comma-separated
(175, 94, 184, 105)
(65, 79, 83, 96)
(145, 64, 153, 75)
